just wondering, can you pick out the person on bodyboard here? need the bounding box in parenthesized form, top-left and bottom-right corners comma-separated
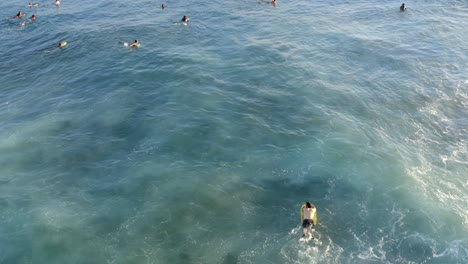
(301, 202, 316, 238)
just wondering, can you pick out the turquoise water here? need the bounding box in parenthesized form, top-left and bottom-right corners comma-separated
(1, 0, 467, 263)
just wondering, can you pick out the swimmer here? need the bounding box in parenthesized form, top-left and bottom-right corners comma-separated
(400, 3, 406, 12)
(258, 0, 276, 5)
(129, 40, 140, 48)
(21, 14, 35, 25)
(55, 0, 61, 6)
(28, 3, 39, 7)
(161, 4, 166, 9)
(181, 15, 189, 23)
(57, 41, 67, 48)
(46, 41, 67, 53)
(16, 12, 26, 18)
(301, 202, 316, 238)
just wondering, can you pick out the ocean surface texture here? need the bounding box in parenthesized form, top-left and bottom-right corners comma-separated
(0, 0, 467, 263)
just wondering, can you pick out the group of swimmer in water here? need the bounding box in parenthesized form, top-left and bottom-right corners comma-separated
(12, 1, 62, 46)
(12, 2, 408, 51)
(12, 2, 193, 49)
(128, 15, 189, 49)
(14, 1, 57, 26)
(15, 11, 36, 26)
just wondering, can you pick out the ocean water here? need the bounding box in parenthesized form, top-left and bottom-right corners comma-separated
(0, 0, 467, 263)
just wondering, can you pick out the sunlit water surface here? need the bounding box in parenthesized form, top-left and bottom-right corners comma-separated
(0, 0, 467, 263)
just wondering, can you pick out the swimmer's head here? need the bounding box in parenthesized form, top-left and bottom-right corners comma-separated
(58, 41, 67, 48)
(30, 15, 36, 20)
(400, 3, 406, 11)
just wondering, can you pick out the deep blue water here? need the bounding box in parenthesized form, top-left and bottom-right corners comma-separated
(0, 0, 467, 263)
